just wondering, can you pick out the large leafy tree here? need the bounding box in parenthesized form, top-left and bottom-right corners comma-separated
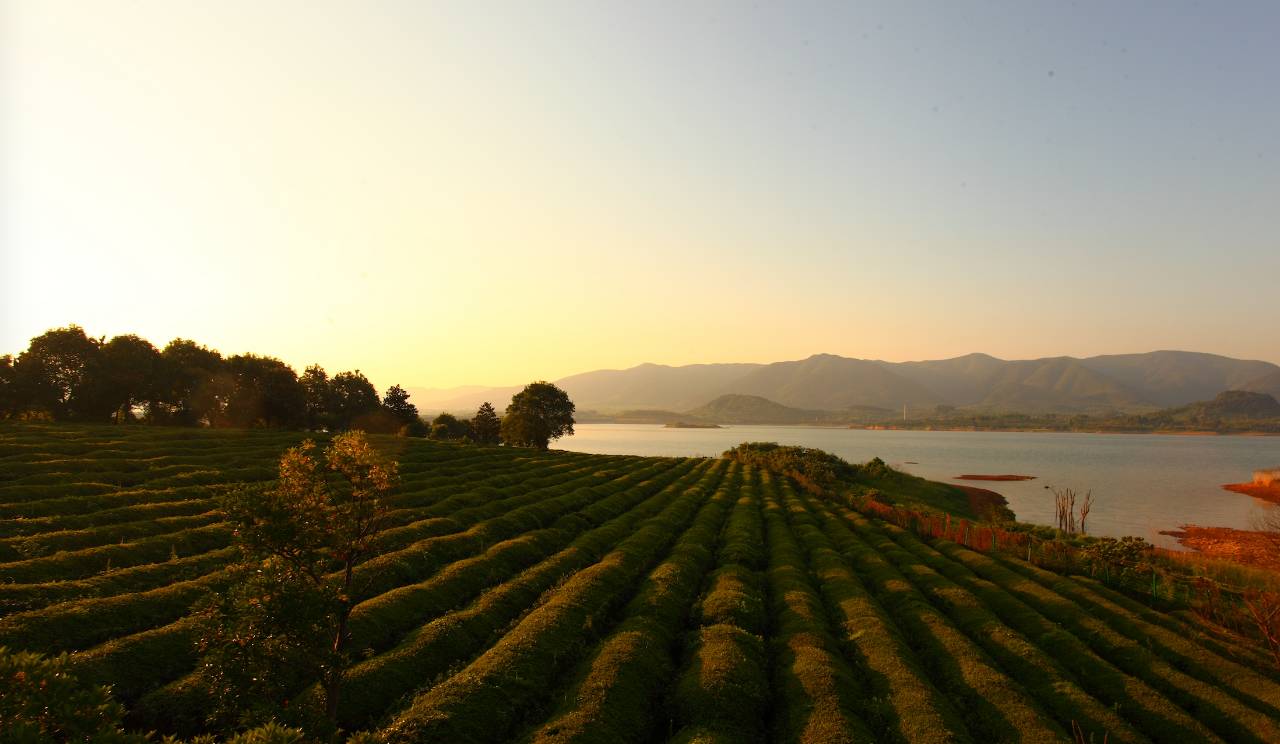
(500, 382, 575, 450)
(197, 432, 397, 730)
(328, 371, 381, 431)
(470, 401, 501, 445)
(14, 325, 105, 421)
(300, 365, 335, 431)
(0, 355, 16, 419)
(383, 385, 425, 436)
(99, 335, 160, 422)
(223, 355, 306, 429)
(155, 339, 224, 425)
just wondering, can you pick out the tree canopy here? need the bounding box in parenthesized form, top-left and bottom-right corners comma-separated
(430, 412, 471, 441)
(470, 401, 501, 445)
(198, 431, 397, 729)
(500, 382, 575, 450)
(0, 325, 424, 435)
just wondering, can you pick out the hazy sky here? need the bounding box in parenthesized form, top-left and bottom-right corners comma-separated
(4, 1, 1278, 390)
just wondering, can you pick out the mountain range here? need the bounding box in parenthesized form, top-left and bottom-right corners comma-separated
(408, 350, 1280, 418)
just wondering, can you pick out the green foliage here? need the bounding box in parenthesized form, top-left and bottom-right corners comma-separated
(299, 365, 333, 431)
(0, 646, 146, 743)
(429, 412, 469, 441)
(500, 381, 574, 450)
(198, 431, 397, 729)
(13, 325, 105, 421)
(154, 339, 224, 426)
(326, 372, 381, 432)
(469, 402, 501, 445)
(0, 355, 17, 419)
(192, 561, 336, 728)
(721, 442, 856, 494)
(380, 386, 423, 436)
(100, 335, 162, 423)
(1079, 535, 1153, 566)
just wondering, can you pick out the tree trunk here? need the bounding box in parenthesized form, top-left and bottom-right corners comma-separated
(323, 561, 356, 728)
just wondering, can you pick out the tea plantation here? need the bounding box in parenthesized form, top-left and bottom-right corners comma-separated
(2, 423, 1278, 742)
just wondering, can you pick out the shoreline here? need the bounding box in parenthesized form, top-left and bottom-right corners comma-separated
(577, 422, 1280, 438)
(1223, 482, 1280, 505)
(1159, 525, 1280, 569)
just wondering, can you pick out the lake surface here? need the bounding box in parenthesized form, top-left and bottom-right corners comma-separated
(556, 424, 1280, 549)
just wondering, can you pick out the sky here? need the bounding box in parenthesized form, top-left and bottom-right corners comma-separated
(3, 1, 1278, 391)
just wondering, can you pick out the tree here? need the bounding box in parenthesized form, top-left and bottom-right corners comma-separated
(196, 432, 397, 730)
(470, 401, 501, 445)
(500, 381, 575, 450)
(383, 385, 425, 436)
(301, 365, 334, 431)
(155, 338, 224, 426)
(99, 335, 160, 422)
(0, 646, 146, 743)
(222, 355, 306, 429)
(329, 371, 381, 431)
(430, 412, 470, 441)
(14, 325, 105, 421)
(0, 356, 16, 419)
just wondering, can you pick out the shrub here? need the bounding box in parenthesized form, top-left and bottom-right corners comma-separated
(0, 646, 147, 743)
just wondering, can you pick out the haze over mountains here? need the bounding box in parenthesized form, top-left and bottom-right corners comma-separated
(409, 351, 1280, 418)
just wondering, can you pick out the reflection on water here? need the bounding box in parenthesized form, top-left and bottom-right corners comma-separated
(556, 424, 1280, 549)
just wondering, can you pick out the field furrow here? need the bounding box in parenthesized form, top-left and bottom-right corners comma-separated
(2, 423, 1277, 744)
(665, 465, 771, 744)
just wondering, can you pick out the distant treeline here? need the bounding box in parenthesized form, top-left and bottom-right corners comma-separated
(0, 325, 438, 435)
(876, 392, 1280, 435)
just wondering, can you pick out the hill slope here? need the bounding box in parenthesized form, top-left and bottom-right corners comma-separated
(686, 394, 826, 424)
(1079, 351, 1280, 407)
(725, 353, 942, 410)
(1240, 370, 1280, 399)
(1163, 390, 1280, 421)
(3, 423, 1279, 743)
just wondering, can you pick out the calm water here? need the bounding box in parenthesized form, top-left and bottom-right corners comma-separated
(556, 424, 1280, 549)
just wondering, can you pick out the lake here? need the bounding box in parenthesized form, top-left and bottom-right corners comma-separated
(555, 424, 1280, 549)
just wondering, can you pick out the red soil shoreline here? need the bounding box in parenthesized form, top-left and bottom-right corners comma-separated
(1223, 482, 1280, 505)
(1160, 525, 1280, 570)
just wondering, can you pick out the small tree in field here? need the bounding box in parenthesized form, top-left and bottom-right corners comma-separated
(196, 431, 397, 730)
(500, 382, 574, 450)
(470, 401, 501, 445)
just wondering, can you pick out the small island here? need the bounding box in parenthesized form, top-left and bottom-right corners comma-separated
(955, 474, 1037, 482)
(664, 421, 723, 429)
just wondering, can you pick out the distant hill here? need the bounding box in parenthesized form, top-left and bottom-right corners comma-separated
(723, 354, 940, 410)
(1078, 351, 1280, 407)
(553, 362, 760, 412)
(1239, 370, 1280, 399)
(411, 350, 1280, 419)
(686, 394, 826, 425)
(1164, 390, 1280, 421)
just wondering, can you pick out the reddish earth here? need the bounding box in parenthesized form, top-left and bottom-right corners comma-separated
(955, 474, 1037, 481)
(1160, 525, 1280, 570)
(1223, 482, 1280, 505)
(954, 484, 1012, 521)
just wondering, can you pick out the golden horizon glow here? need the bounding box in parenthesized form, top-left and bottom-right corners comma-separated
(4, 2, 1278, 391)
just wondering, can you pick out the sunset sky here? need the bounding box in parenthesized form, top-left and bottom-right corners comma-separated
(3, 1, 1278, 392)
